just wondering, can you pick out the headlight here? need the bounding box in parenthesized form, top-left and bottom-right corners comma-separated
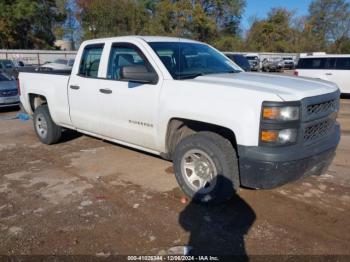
(262, 106, 300, 121)
(261, 128, 298, 145)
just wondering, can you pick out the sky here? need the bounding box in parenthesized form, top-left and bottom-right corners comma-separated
(242, 0, 313, 30)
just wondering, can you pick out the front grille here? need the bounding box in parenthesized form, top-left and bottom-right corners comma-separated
(307, 99, 337, 118)
(299, 91, 340, 145)
(0, 89, 18, 97)
(304, 118, 335, 143)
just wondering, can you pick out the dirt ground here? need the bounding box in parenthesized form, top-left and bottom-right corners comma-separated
(0, 98, 349, 257)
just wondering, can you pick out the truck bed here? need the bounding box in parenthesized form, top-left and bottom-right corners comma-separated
(18, 67, 71, 75)
(19, 71, 71, 127)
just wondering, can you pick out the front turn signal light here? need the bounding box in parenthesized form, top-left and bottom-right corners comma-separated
(261, 129, 298, 145)
(261, 130, 278, 142)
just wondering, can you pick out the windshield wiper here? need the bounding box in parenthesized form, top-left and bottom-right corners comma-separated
(177, 70, 239, 80)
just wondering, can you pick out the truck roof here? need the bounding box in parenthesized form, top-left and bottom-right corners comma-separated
(82, 35, 202, 45)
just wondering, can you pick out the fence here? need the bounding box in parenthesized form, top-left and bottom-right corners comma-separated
(0, 49, 77, 66)
(224, 51, 299, 61)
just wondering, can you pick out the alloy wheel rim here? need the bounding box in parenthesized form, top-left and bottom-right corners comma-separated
(35, 113, 48, 139)
(180, 149, 218, 194)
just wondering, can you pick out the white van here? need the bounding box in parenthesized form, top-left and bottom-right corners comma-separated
(294, 54, 350, 94)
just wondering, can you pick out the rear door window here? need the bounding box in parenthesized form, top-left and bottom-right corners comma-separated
(297, 58, 327, 69)
(79, 44, 104, 77)
(335, 58, 350, 70)
(325, 58, 336, 69)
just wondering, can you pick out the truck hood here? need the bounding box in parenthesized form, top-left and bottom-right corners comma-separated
(191, 72, 338, 101)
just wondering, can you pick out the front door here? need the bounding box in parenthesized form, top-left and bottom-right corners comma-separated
(97, 43, 162, 150)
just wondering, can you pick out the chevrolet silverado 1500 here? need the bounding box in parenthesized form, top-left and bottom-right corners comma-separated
(19, 36, 340, 203)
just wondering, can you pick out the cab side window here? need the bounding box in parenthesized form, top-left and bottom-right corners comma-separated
(79, 44, 104, 78)
(107, 45, 148, 80)
(325, 58, 336, 69)
(304, 58, 326, 69)
(335, 58, 350, 70)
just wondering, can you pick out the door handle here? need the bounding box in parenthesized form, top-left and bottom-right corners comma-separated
(70, 85, 80, 90)
(325, 73, 333, 76)
(99, 88, 112, 94)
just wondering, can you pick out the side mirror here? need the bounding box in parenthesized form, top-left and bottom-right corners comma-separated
(120, 65, 158, 84)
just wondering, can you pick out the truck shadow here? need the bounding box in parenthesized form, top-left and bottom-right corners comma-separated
(60, 129, 82, 143)
(179, 175, 256, 258)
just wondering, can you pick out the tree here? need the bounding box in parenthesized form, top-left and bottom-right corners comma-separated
(75, 0, 246, 49)
(76, 0, 149, 39)
(291, 16, 325, 52)
(308, 0, 350, 49)
(331, 37, 350, 53)
(245, 8, 295, 52)
(212, 35, 244, 51)
(53, 0, 80, 49)
(198, 0, 246, 35)
(0, 0, 65, 49)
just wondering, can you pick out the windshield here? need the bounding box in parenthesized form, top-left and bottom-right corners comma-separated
(0, 73, 11, 81)
(149, 42, 241, 79)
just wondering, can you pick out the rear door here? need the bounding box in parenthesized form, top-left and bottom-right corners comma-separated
(328, 58, 350, 94)
(297, 58, 328, 79)
(68, 44, 104, 133)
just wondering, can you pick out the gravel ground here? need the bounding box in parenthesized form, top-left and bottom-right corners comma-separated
(0, 98, 349, 257)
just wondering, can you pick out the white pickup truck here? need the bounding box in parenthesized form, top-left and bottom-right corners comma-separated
(19, 36, 340, 203)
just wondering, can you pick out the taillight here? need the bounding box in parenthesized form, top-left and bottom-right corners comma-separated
(294, 70, 299, 76)
(17, 78, 21, 96)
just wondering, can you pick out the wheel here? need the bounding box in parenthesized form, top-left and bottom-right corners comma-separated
(33, 104, 62, 144)
(173, 131, 239, 204)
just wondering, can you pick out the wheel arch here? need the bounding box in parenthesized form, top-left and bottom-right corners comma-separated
(29, 93, 48, 112)
(164, 117, 238, 160)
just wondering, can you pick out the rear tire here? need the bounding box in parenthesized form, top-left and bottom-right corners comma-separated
(173, 131, 239, 204)
(33, 104, 62, 144)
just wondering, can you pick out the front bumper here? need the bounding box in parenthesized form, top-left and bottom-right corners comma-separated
(238, 123, 340, 189)
(0, 96, 20, 108)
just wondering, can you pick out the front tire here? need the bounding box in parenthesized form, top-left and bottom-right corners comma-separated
(173, 132, 239, 204)
(33, 104, 62, 144)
